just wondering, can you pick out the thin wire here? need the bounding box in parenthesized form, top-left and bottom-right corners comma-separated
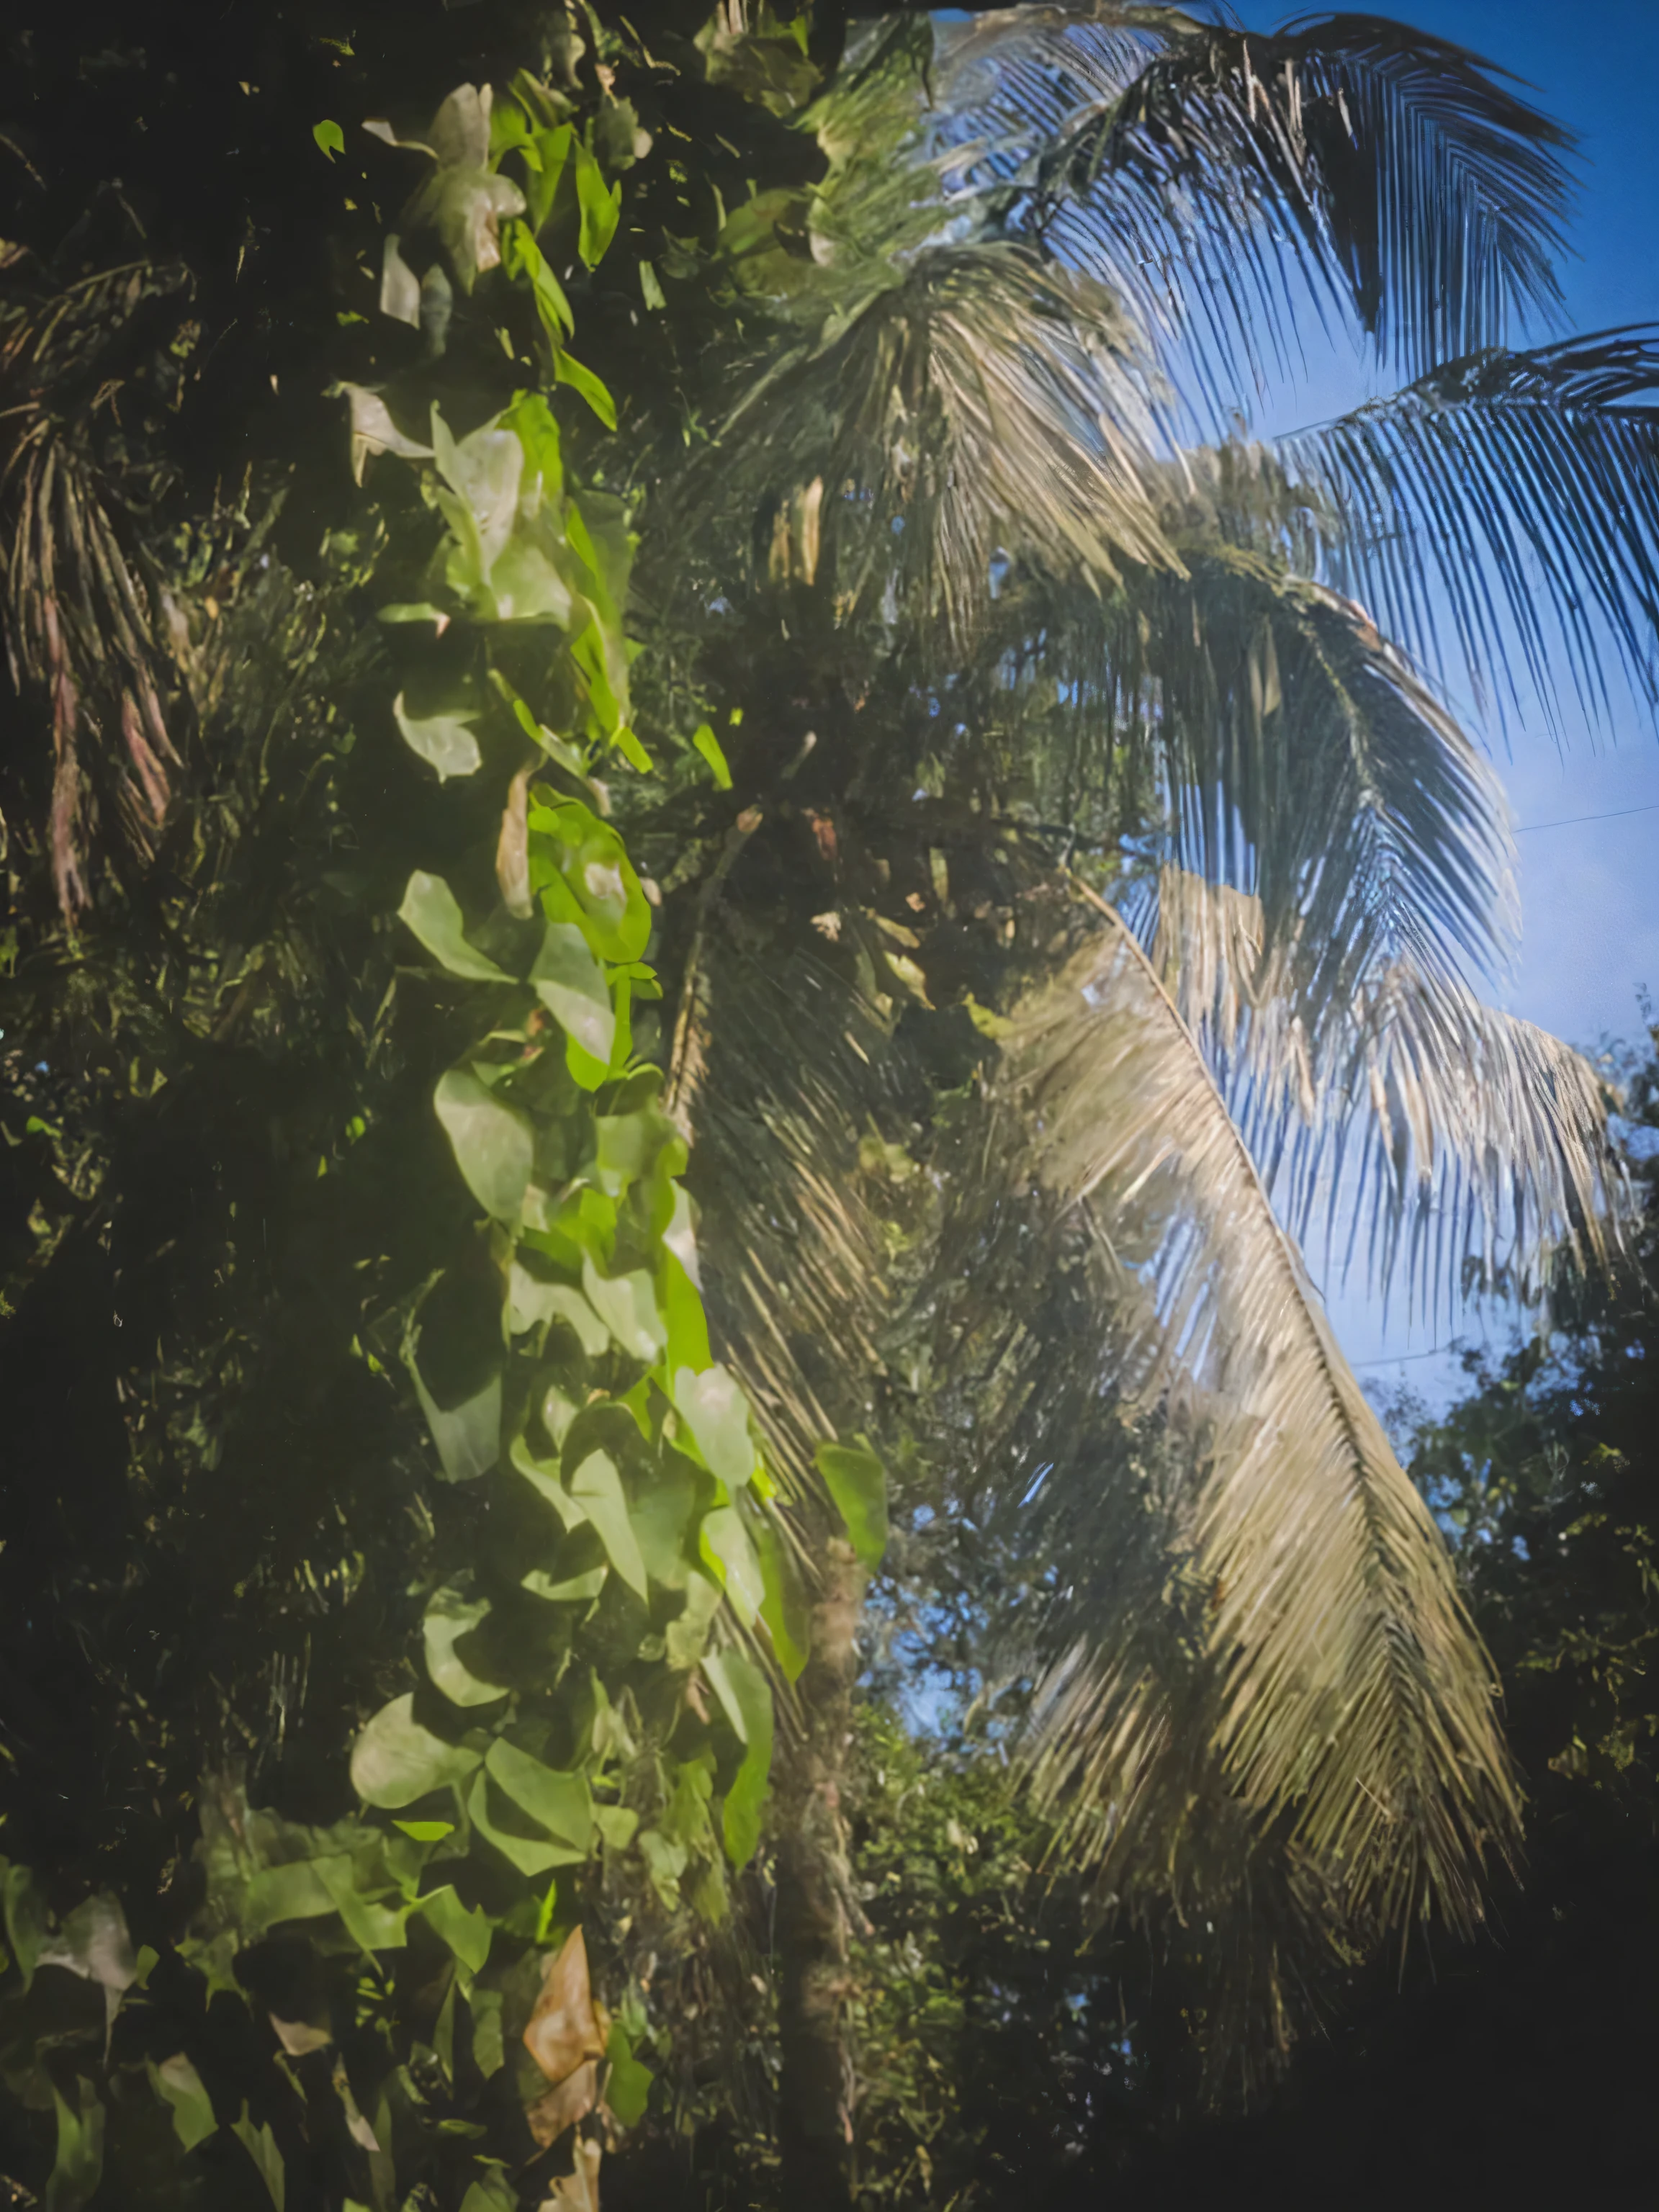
(1515, 798, 1659, 833)
(1352, 1343, 1460, 1368)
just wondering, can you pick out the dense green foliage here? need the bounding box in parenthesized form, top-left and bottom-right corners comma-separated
(4, 3, 1659, 2208)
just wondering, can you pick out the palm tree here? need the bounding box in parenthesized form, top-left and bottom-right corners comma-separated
(626, 4, 1659, 2186)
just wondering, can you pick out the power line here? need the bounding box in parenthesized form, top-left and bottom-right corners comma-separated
(1352, 1344, 1460, 1369)
(1516, 798, 1659, 833)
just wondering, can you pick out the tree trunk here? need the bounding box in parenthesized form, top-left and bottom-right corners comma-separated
(775, 1533, 864, 2212)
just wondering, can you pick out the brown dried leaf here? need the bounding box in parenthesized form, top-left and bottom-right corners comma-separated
(523, 1927, 606, 2085)
(497, 765, 534, 917)
(539, 2139, 603, 2208)
(526, 2059, 597, 2147)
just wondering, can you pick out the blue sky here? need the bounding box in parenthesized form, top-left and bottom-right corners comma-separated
(1228, 2, 1659, 1401)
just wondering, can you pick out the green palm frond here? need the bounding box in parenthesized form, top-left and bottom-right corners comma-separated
(997, 892, 1521, 1940)
(1151, 865, 1630, 1314)
(1049, 551, 1517, 1016)
(1280, 331, 1659, 724)
(1029, 8, 1573, 393)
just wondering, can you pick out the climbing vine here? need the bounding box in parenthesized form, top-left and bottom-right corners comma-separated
(0, 56, 881, 2212)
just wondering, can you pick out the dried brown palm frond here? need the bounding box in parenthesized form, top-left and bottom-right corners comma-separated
(989, 894, 1522, 1943)
(1, 253, 189, 914)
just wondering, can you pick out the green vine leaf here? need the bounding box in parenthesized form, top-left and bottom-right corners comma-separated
(698, 1506, 765, 1628)
(423, 1586, 511, 1708)
(434, 1070, 534, 1221)
(398, 873, 511, 982)
(582, 1258, 666, 1364)
(554, 349, 617, 429)
(531, 922, 615, 1063)
(816, 1439, 890, 1570)
(146, 2055, 216, 2155)
(46, 2077, 105, 2212)
(673, 1364, 760, 1488)
(507, 1267, 611, 1353)
(604, 2021, 655, 2127)
(572, 140, 621, 266)
(485, 1740, 594, 1851)
(703, 1650, 775, 1871)
(464, 1773, 581, 1876)
(569, 1449, 649, 1596)
(230, 2106, 286, 2211)
(417, 1886, 493, 1977)
(755, 1515, 811, 1682)
(351, 1695, 483, 1810)
(393, 693, 482, 781)
(412, 1364, 502, 1483)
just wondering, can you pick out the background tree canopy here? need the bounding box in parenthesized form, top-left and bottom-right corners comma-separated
(1, 4, 1655, 2208)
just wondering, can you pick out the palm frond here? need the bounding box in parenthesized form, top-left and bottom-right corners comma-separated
(997, 893, 1521, 1938)
(1150, 865, 1631, 1316)
(1024, 9, 1573, 400)
(1052, 549, 1518, 1018)
(1280, 331, 1659, 724)
(685, 917, 912, 1498)
(1, 256, 188, 912)
(694, 243, 1177, 641)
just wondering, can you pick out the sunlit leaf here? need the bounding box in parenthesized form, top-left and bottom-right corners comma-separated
(673, 1364, 759, 1487)
(698, 1506, 764, 1628)
(582, 1258, 666, 1364)
(531, 922, 615, 1064)
(485, 1740, 594, 1851)
(351, 1694, 482, 1810)
(691, 722, 733, 789)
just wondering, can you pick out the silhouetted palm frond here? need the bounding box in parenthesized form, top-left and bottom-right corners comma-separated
(1030, 8, 1573, 396)
(1281, 331, 1659, 724)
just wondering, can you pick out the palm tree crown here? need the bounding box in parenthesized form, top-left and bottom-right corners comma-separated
(642, 1, 1659, 2082)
